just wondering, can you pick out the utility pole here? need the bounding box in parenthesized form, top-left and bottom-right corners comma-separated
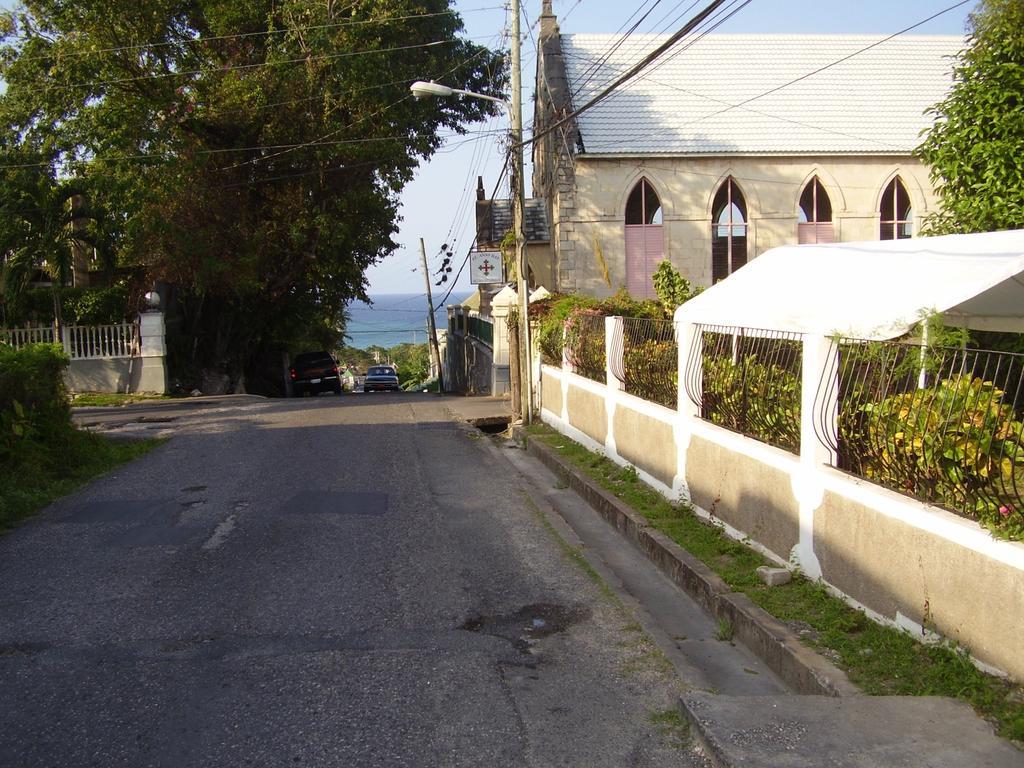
(511, 0, 532, 423)
(419, 238, 445, 393)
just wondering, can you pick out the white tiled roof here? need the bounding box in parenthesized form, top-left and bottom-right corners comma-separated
(560, 34, 963, 155)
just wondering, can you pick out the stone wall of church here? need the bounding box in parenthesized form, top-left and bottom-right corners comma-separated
(551, 154, 938, 297)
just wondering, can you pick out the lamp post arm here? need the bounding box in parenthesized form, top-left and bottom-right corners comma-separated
(409, 80, 510, 113)
(449, 88, 511, 112)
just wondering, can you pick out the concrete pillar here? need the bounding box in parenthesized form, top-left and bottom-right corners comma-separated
(135, 308, 168, 394)
(789, 333, 837, 579)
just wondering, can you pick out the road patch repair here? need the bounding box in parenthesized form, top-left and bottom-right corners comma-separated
(523, 437, 1022, 768)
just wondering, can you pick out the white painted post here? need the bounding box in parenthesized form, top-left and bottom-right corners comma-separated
(791, 333, 837, 579)
(57, 319, 71, 358)
(489, 287, 517, 397)
(673, 315, 701, 502)
(137, 308, 168, 394)
(605, 315, 625, 391)
(801, 334, 838, 470)
(676, 320, 701, 419)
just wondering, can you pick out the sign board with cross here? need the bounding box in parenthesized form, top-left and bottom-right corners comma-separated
(470, 250, 505, 285)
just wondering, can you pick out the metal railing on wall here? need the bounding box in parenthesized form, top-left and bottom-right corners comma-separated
(467, 315, 493, 346)
(816, 339, 1024, 526)
(563, 312, 606, 383)
(611, 317, 677, 409)
(684, 324, 803, 454)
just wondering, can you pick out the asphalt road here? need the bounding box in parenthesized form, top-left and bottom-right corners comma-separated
(1, 393, 712, 767)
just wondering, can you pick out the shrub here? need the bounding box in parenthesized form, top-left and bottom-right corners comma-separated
(702, 355, 801, 453)
(623, 337, 677, 408)
(532, 293, 598, 365)
(532, 290, 665, 366)
(845, 375, 1024, 539)
(0, 343, 72, 468)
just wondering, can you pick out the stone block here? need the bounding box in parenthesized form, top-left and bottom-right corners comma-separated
(756, 566, 792, 587)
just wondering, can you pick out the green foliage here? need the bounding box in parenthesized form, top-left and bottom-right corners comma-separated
(916, 0, 1024, 233)
(651, 260, 701, 316)
(532, 294, 600, 366)
(623, 337, 677, 409)
(0, 428, 161, 531)
(3, 283, 132, 327)
(0, 173, 110, 326)
(702, 355, 801, 453)
(0, 342, 72, 473)
(0, 0, 506, 385)
(846, 375, 1024, 539)
(388, 342, 431, 388)
(532, 290, 664, 367)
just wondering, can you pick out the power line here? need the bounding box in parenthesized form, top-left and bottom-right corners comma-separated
(525, 0, 734, 151)
(657, 0, 972, 132)
(33, 39, 455, 93)
(8, 8, 505, 62)
(0, 125, 509, 171)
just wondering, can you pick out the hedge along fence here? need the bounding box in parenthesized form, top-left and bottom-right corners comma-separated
(618, 317, 677, 409)
(0, 343, 73, 469)
(823, 339, 1024, 540)
(680, 325, 804, 454)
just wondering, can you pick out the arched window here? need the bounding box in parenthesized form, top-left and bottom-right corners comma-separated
(624, 178, 664, 299)
(711, 178, 747, 283)
(625, 179, 663, 225)
(880, 177, 913, 240)
(797, 177, 834, 244)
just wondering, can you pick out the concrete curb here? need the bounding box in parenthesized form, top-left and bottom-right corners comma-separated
(524, 436, 859, 698)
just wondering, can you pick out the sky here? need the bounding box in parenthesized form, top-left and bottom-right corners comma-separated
(369, 0, 979, 297)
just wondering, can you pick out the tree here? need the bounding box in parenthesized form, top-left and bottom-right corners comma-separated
(0, 168, 108, 332)
(916, 0, 1024, 234)
(0, 0, 505, 390)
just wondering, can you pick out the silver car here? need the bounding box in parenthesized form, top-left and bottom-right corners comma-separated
(363, 365, 400, 392)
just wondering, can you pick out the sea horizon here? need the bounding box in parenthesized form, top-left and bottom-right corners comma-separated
(343, 291, 472, 350)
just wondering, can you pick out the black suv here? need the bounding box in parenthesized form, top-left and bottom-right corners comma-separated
(290, 351, 342, 396)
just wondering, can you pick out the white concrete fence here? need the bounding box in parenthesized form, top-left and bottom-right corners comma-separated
(1, 312, 168, 394)
(540, 315, 1024, 682)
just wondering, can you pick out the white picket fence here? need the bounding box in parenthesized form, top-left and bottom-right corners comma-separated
(1, 322, 140, 360)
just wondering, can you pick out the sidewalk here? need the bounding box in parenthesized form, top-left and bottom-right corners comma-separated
(515, 432, 1021, 767)
(440, 394, 513, 431)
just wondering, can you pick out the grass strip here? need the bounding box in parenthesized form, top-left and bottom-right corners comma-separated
(71, 392, 173, 407)
(0, 429, 163, 531)
(525, 423, 1024, 744)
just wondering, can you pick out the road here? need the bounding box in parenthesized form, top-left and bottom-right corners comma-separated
(1, 393, 718, 767)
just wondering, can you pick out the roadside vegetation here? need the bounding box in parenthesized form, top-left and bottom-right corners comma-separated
(0, 2, 505, 393)
(525, 423, 1024, 744)
(338, 341, 435, 390)
(71, 392, 173, 407)
(1, 343, 161, 531)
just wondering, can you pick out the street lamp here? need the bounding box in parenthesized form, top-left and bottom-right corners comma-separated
(410, 78, 532, 424)
(409, 80, 510, 110)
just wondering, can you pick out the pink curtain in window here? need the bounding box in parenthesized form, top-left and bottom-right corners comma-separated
(625, 224, 663, 299)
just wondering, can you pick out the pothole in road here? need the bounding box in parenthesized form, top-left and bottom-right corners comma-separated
(474, 419, 511, 435)
(0, 642, 49, 657)
(461, 603, 590, 653)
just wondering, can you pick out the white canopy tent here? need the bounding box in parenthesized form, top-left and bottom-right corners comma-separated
(674, 230, 1024, 340)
